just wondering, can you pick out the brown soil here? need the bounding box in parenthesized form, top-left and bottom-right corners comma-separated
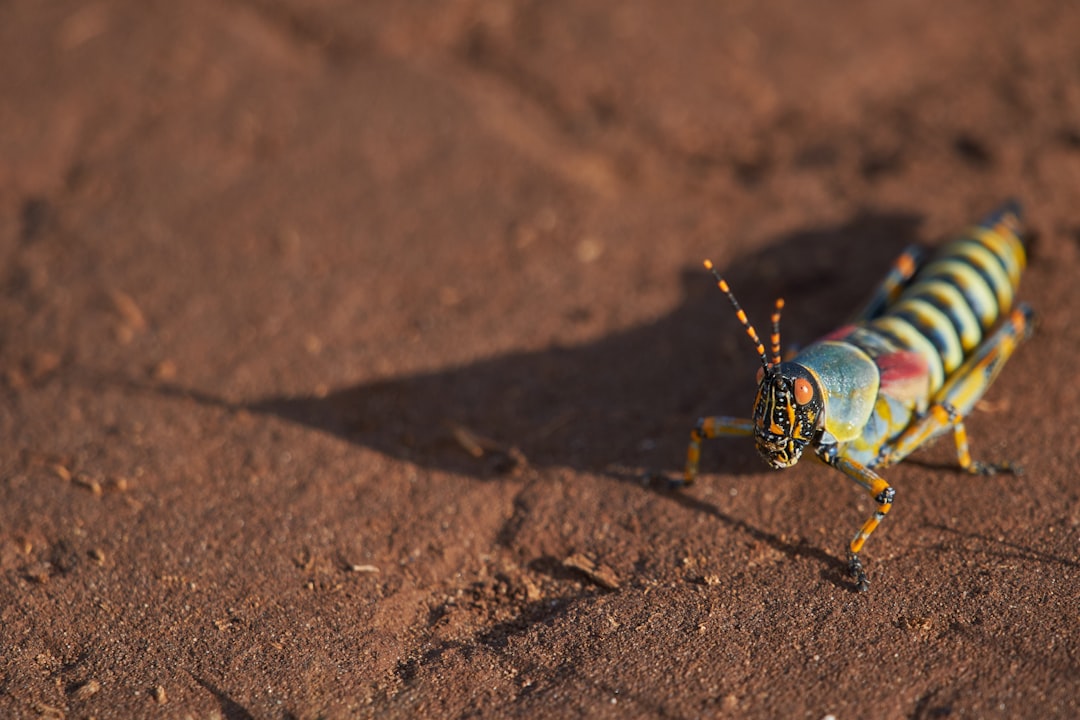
(2, 2, 1079, 718)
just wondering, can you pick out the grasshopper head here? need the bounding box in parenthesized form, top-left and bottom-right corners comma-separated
(752, 362, 824, 469)
(701, 259, 825, 469)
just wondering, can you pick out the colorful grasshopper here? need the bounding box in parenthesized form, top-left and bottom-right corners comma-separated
(684, 201, 1033, 591)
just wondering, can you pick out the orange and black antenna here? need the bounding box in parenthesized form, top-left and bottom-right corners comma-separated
(703, 259, 771, 370)
(769, 297, 785, 366)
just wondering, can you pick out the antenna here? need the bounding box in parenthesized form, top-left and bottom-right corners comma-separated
(769, 297, 785, 366)
(703, 259, 770, 369)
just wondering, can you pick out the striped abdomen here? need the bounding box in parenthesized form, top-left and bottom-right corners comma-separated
(867, 203, 1026, 394)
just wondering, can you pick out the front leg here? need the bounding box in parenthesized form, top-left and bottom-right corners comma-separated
(817, 445, 895, 592)
(683, 416, 754, 486)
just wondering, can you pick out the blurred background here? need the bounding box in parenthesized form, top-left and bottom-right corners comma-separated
(1, 2, 1078, 717)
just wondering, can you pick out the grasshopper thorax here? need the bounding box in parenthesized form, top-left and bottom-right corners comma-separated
(752, 362, 825, 469)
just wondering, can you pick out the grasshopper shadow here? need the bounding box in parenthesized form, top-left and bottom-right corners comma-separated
(244, 210, 921, 479)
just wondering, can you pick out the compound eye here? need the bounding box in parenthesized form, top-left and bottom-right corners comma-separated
(794, 377, 814, 405)
(756, 366, 765, 384)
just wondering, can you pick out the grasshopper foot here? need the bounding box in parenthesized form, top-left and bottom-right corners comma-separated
(642, 470, 689, 490)
(667, 474, 696, 490)
(848, 552, 870, 593)
(966, 460, 1022, 476)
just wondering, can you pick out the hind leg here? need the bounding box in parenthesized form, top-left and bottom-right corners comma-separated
(877, 304, 1034, 471)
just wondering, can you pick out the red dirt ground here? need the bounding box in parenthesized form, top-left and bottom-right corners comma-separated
(2, 2, 1079, 718)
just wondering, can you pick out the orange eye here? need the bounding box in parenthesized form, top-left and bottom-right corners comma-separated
(756, 366, 765, 384)
(794, 377, 814, 405)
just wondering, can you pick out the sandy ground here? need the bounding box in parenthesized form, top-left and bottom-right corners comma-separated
(2, 1, 1079, 718)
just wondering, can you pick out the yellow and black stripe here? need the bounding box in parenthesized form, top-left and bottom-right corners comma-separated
(865, 202, 1026, 395)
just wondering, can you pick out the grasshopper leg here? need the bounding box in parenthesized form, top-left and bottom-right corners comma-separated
(851, 245, 925, 323)
(949, 414, 1020, 475)
(682, 416, 754, 486)
(817, 445, 895, 592)
(877, 304, 1034, 471)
